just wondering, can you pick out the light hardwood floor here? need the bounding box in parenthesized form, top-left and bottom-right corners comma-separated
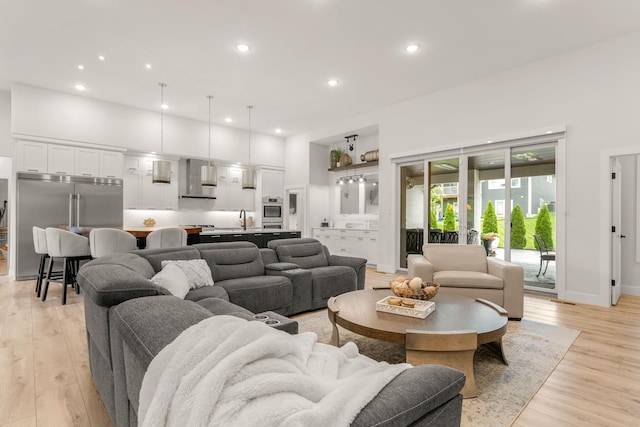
(1, 268, 639, 426)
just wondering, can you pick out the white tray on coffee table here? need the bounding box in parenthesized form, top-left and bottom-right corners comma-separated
(376, 296, 435, 319)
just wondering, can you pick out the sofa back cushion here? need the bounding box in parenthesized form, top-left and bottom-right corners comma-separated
(135, 247, 201, 273)
(270, 239, 329, 269)
(195, 242, 265, 281)
(424, 244, 488, 273)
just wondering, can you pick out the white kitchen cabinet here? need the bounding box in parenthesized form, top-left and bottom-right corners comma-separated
(47, 144, 75, 175)
(262, 170, 284, 199)
(16, 141, 48, 173)
(100, 151, 124, 178)
(213, 166, 254, 211)
(312, 228, 379, 265)
(141, 159, 178, 210)
(75, 147, 100, 177)
(228, 168, 243, 210)
(124, 156, 177, 210)
(123, 157, 142, 209)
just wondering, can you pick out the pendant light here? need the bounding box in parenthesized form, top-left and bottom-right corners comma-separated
(201, 95, 217, 186)
(152, 82, 172, 184)
(242, 105, 257, 190)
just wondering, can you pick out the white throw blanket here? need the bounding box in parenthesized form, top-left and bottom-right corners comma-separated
(138, 315, 409, 427)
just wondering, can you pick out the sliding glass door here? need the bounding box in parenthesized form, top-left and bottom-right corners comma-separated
(401, 139, 558, 294)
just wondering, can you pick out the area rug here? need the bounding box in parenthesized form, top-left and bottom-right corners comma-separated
(292, 310, 580, 427)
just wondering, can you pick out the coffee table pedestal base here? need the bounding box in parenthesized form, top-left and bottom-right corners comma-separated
(406, 330, 479, 398)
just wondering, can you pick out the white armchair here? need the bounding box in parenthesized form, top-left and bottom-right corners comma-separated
(407, 244, 524, 319)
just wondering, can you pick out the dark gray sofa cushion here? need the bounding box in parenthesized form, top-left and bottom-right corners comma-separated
(196, 242, 266, 281)
(196, 297, 253, 319)
(184, 285, 229, 302)
(270, 239, 329, 269)
(135, 247, 201, 272)
(216, 275, 293, 315)
(110, 297, 212, 422)
(351, 364, 465, 426)
(78, 262, 164, 308)
(310, 266, 357, 308)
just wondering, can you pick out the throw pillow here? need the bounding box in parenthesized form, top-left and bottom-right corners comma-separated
(150, 263, 190, 299)
(161, 259, 214, 289)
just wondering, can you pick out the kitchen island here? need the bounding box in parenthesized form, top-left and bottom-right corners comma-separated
(197, 228, 301, 248)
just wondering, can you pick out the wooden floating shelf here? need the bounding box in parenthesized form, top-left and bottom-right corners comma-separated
(328, 160, 378, 172)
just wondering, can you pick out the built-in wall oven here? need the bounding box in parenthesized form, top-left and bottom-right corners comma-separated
(262, 197, 283, 227)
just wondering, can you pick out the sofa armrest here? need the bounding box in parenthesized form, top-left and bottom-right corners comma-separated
(328, 255, 367, 290)
(407, 255, 434, 282)
(259, 248, 279, 265)
(78, 264, 165, 308)
(265, 262, 300, 271)
(487, 257, 524, 319)
(266, 267, 313, 314)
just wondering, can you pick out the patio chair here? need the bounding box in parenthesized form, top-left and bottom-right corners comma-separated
(533, 234, 555, 277)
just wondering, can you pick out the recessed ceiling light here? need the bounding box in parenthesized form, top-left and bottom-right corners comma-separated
(236, 162, 242, 165)
(161, 103, 168, 110)
(74, 83, 86, 91)
(486, 140, 493, 144)
(146, 63, 152, 69)
(77, 64, 85, 70)
(546, 130, 553, 134)
(328, 79, 340, 87)
(98, 55, 105, 61)
(405, 44, 420, 53)
(225, 117, 233, 123)
(236, 43, 251, 52)
(275, 128, 282, 134)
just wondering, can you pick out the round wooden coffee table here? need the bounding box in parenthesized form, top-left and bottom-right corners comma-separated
(327, 289, 509, 398)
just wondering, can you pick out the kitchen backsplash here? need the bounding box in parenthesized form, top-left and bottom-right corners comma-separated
(124, 210, 256, 228)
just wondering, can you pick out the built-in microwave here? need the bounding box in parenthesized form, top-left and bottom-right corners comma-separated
(262, 197, 283, 223)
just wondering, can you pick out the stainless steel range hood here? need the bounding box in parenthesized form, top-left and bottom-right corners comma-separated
(179, 158, 216, 199)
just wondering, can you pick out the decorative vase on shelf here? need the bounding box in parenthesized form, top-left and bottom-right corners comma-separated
(336, 162, 341, 167)
(329, 150, 338, 168)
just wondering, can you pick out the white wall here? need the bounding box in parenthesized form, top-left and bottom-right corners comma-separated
(9, 83, 285, 167)
(0, 91, 13, 158)
(621, 155, 640, 295)
(286, 29, 640, 306)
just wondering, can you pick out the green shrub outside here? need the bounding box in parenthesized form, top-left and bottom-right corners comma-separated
(535, 204, 554, 249)
(443, 204, 456, 231)
(510, 204, 527, 249)
(482, 201, 498, 234)
(429, 210, 438, 229)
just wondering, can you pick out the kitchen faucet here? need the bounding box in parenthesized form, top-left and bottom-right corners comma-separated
(239, 209, 247, 231)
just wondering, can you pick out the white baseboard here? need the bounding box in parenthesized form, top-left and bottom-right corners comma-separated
(622, 284, 640, 296)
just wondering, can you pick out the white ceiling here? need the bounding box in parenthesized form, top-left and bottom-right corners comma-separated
(2, 0, 640, 138)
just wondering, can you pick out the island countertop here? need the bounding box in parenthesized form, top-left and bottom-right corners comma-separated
(122, 226, 202, 238)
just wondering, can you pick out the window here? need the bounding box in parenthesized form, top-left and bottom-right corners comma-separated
(495, 200, 505, 216)
(489, 178, 520, 189)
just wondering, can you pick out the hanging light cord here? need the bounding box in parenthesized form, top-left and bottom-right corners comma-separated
(208, 95, 213, 166)
(247, 105, 253, 165)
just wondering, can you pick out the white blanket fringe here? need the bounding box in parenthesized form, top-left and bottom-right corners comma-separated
(138, 315, 409, 427)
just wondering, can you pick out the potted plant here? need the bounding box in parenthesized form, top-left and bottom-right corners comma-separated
(333, 148, 344, 168)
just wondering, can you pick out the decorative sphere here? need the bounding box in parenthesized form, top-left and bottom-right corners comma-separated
(409, 277, 423, 290)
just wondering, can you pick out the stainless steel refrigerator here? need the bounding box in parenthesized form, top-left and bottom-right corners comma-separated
(16, 173, 123, 280)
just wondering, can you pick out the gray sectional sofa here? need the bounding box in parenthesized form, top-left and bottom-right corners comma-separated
(77, 240, 465, 426)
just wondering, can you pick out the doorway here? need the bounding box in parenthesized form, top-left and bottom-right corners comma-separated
(285, 186, 306, 236)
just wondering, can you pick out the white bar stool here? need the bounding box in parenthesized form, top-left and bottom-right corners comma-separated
(89, 228, 138, 258)
(42, 228, 92, 305)
(32, 226, 50, 297)
(145, 227, 187, 249)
